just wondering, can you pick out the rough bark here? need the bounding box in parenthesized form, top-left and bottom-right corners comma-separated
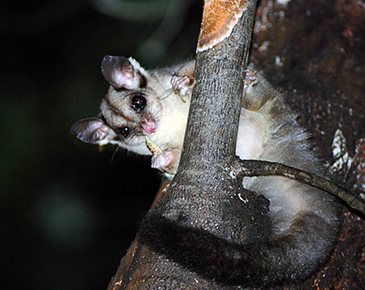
(107, 0, 365, 289)
(106, 0, 263, 289)
(249, 0, 365, 289)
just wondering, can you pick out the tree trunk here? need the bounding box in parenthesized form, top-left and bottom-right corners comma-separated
(250, 0, 365, 288)
(106, 0, 365, 289)
(107, 0, 264, 288)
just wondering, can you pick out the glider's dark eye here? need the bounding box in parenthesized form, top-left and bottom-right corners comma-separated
(118, 126, 129, 138)
(132, 95, 146, 112)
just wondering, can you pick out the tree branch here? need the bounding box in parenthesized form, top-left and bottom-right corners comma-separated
(106, 1, 261, 288)
(233, 158, 365, 215)
(105, 1, 365, 288)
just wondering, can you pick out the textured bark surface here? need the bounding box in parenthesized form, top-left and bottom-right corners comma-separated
(107, 0, 262, 289)
(107, 0, 365, 289)
(249, 0, 365, 289)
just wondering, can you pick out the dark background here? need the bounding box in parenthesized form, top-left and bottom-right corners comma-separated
(3, 0, 365, 289)
(0, 1, 202, 289)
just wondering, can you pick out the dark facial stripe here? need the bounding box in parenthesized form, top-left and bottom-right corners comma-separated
(137, 71, 147, 88)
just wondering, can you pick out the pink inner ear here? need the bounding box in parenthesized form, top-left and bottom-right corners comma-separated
(114, 70, 134, 88)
